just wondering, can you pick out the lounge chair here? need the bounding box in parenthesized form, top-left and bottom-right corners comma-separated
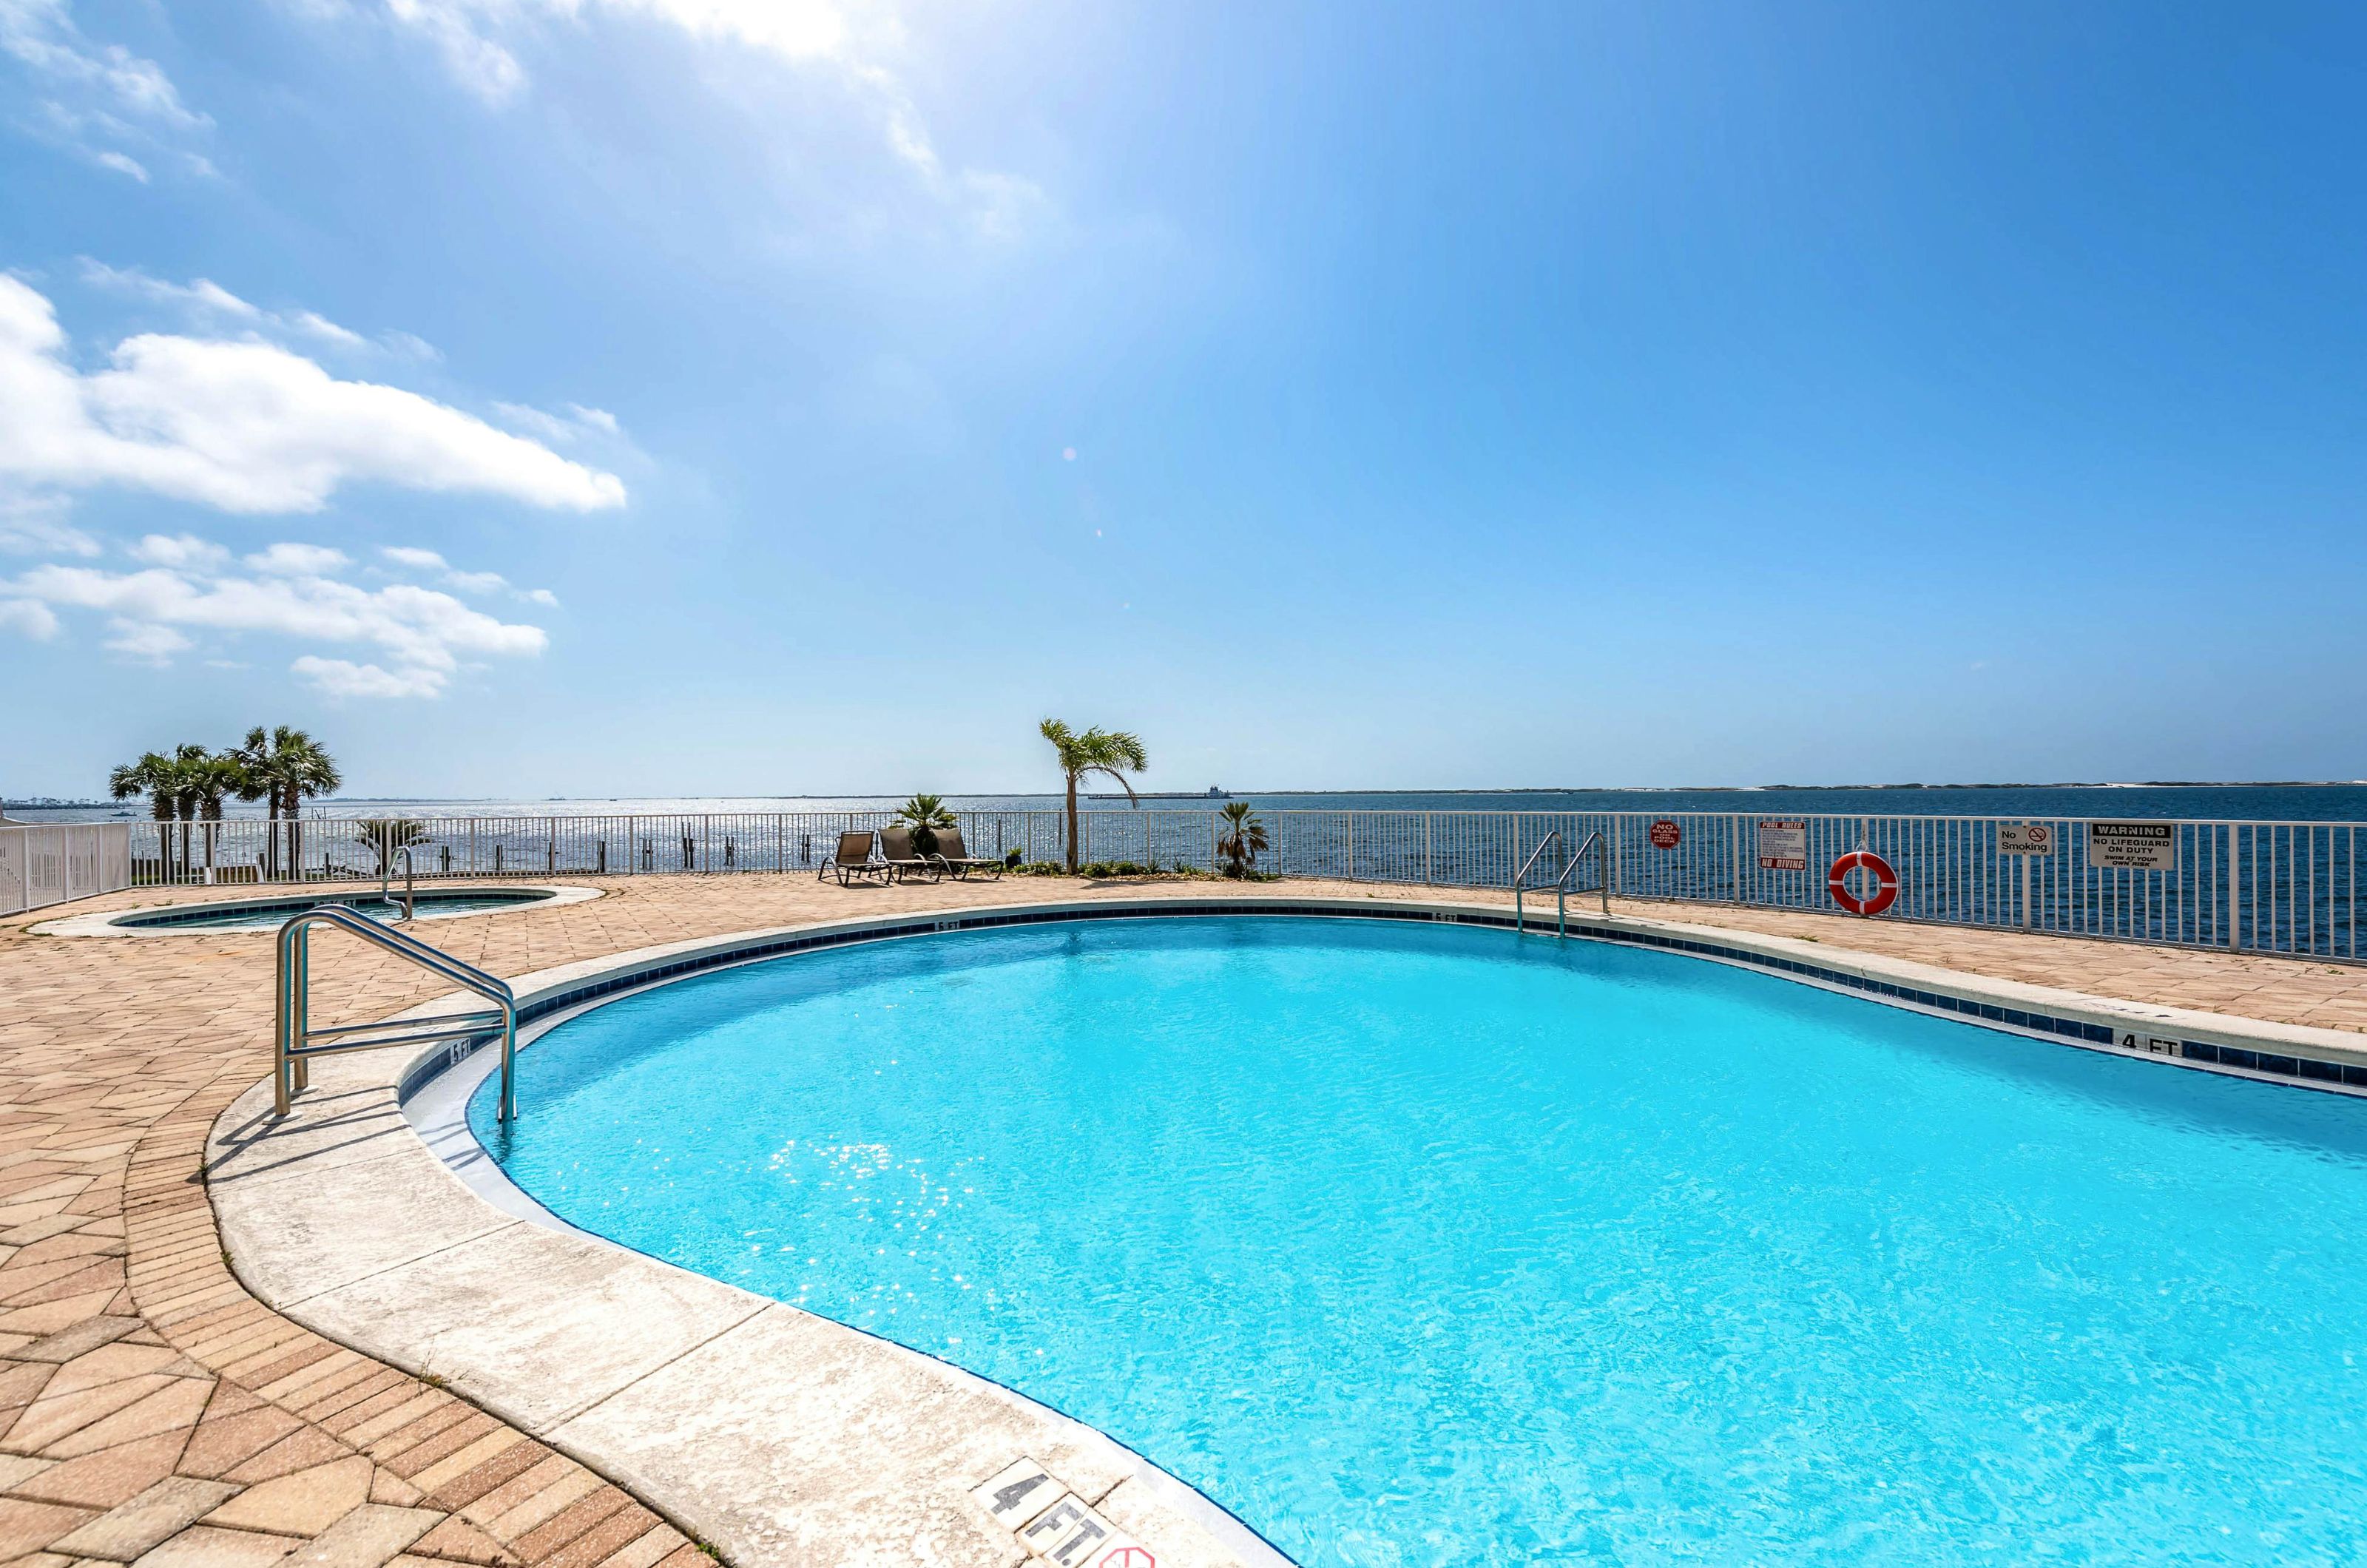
(820, 829, 888, 886)
(879, 825, 942, 884)
(928, 825, 1004, 881)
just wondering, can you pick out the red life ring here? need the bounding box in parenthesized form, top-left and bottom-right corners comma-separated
(1827, 851, 1899, 916)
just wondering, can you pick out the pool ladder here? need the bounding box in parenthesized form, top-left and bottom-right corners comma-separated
(1513, 829, 1609, 936)
(273, 904, 517, 1122)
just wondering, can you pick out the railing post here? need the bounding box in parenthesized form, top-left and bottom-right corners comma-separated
(2227, 825, 2241, 950)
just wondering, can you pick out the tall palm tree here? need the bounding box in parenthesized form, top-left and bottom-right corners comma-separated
(1216, 801, 1269, 879)
(1039, 720, 1147, 874)
(236, 726, 342, 878)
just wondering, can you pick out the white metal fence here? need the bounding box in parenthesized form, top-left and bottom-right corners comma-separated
(0, 822, 135, 916)
(85, 808, 2367, 962)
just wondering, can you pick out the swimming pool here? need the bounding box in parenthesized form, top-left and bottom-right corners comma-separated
(467, 915, 2367, 1565)
(112, 886, 559, 930)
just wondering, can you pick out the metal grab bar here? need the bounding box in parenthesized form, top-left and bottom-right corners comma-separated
(380, 845, 417, 921)
(1514, 830, 1609, 936)
(274, 904, 516, 1122)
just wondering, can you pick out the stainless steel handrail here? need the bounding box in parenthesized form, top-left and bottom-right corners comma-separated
(380, 845, 417, 921)
(1514, 830, 1608, 936)
(1513, 830, 1560, 934)
(274, 903, 516, 1122)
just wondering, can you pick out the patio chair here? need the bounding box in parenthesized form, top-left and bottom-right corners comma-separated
(819, 829, 888, 886)
(929, 825, 1004, 881)
(879, 825, 942, 883)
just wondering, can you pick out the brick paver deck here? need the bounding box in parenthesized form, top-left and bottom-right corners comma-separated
(2, 873, 2362, 1567)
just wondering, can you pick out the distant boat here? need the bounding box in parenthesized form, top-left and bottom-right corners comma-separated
(1208, 786, 1229, 798)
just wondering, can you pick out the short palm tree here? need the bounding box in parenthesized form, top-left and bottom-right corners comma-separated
(108, 751, 189, 823)
(110, 748, 189, 871)
(357, 818, 430, 877)
(182, 751, 250, 873)
(1039, 719, 1148, 874)
(110, 746, 215, 879)
(1216, 801, 1269, 879)
(893, 792, 956, 856)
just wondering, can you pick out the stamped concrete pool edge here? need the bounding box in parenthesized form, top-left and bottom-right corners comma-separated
(206, 896, 2367, 1568)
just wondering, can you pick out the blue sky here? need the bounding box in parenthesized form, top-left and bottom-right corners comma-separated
(3, 1, 2363, 797)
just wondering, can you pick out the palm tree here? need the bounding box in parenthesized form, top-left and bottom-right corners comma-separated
(111, 750, 191, 878)
(1216, 801, 1269, 879)
(893, 792, 956, 856)
(182, 750, 250, 875)
(357, 818, 430, 878)
(1039, 720, 1147, 874)
(236, 726, 342, 878)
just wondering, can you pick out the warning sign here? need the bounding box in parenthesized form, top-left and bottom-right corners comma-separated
(1649, 820, 1681, 850)
(1757, 820, 1807, 871)
(2087, 820, 2176, 872)
(1997, 823, 2054, 856)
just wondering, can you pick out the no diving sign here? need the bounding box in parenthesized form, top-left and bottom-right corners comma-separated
(2087, 820, 2177, 872)
(1756, 820, 1807, 872)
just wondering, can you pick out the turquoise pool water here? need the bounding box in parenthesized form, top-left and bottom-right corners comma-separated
(117, 888, 552, 930)
(469, 916, 2367, 1565)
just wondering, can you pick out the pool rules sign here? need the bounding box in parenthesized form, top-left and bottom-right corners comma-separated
(1756, 820, 1808, 871)
(2087, 820, 2177, 872)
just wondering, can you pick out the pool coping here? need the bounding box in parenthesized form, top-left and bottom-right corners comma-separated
(206, 896, 2367, 1568)
(36, 881, 604, 937)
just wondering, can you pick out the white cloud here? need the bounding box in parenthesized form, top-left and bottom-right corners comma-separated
(288, 310, 367, 349)
(365, 0, 865, 103)
(80, 260, 434, 361)
(491, 399, 630, 447)
(1, 1, 210, 179)
(0, 499, 96, 556)
(380, 331, 442, 362)
(0, 275, 626, 514)
(102, 618, 188, 663)
(7, 547, 547, 697)
(245, 541, 352, 576)
(0, 1, 206, 128)
(79, 260, 260, 319)
(377, 542, 553, 604)
(129, 533, 229, 568)
(291, 655, 447, 700)
(0, 597, 56, 637)
(320, 1, 1039, 238)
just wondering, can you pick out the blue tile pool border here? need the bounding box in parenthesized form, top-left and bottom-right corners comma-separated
(394, 900, 2367, 1104)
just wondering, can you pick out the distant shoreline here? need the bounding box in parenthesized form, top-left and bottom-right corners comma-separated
(14, 780, 2360, 811)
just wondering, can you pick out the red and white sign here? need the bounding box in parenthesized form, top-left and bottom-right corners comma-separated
(1757, 819, 1809, 872)
(1648, 819, 1681, 850)
(1098, 1550, 1155, 1568)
